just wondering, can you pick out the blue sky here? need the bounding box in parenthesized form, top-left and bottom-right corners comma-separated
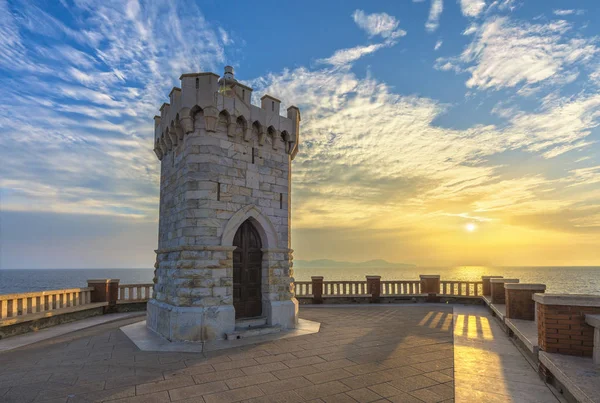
(1, 0, 599, 269)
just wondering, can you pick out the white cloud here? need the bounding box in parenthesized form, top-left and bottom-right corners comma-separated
(0, 0, 231, 217)
(352, 10, 406, 39)
(460, 0, 486, 17)
(426, 0, 444, 32)
(318, 43, 388, 66)
(250, 61, 600, 231)
(434, 40, 443, 50)
(553, 9, 585, 16)
(439, 17, 599, 90)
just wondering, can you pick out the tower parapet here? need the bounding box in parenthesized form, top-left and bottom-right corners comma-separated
(153, 68, 300, 161)
(147, 66, 300, 343)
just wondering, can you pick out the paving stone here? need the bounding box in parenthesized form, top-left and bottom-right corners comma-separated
(258, 377, 313, 395)
(423, 372, 453, 384)
(225, 373, 278, 389)
(345, 387, 383, 403)
(295, 381, 351, 400)
(212, 358, 259, 371)
(167, 380, 228, 401)
(135, 375, 195, 395)
(388, 374, 439, 392)
(321, 393, 357, 403)
(254, 353, 298, 364)
(283, 356, 326, 368)
(241, 390, 304, 403)
(241, 361, 288, 375)
(367, 382, 403, 398)
(193, 369, 245, 384)
(409, 387, 447, 403)
(304, 369, 354, 384)
(386, 391, 427, 402)
(66, 386, 136, 402)
(271, 365, 320, 380)
(203, 385, 264, 403)
(106, 391, 170, 403)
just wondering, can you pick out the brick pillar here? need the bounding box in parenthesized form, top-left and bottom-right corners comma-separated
(505, 283, 545, 320)
(87, 279, 120, 312)
(420, 275, 440, 302)
(311, 276, 324, 304)
(366, 276, 381, 303)
(490, 278, 518, 304)
(482, 276, 503, 296)
(535, 294, 600, 358)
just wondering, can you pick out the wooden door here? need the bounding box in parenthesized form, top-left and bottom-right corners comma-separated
(233, 220, 263, 318)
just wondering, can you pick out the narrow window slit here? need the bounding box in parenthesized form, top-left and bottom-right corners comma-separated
(280, 193, 283, 209)
(217, 182, 221, 201)
(195, 78, 199, 89)
(252, 147, 255, 164)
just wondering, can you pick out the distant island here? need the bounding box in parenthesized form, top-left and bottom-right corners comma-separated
(294, 259, 416, 269)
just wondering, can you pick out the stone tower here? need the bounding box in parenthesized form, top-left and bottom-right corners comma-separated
(147, 66, 300, 342)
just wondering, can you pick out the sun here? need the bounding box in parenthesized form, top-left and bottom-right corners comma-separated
(465, 223, 477, 232)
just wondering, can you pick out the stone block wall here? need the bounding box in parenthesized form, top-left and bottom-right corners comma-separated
(537, 303, 600, 357)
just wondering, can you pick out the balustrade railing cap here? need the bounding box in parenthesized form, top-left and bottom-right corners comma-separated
(504, 283, 546, 291)
(482, 276, 504, 279)
(311, 276, 324, 280)
(87, 279, 120, 283)
(532, 293, 600, 307)
(420, 275, 440, 279)
(490, 278, 519, 283)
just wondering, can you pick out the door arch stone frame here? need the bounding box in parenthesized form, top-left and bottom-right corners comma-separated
(222, 205, 279, 249)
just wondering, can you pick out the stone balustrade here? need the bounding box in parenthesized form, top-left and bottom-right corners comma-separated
(118, 283, 154, 301)
(0, 287, 93, 323)
(294, 275, 482, 304)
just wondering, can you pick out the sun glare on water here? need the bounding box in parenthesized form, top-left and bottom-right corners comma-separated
(466, 223, 477, 232)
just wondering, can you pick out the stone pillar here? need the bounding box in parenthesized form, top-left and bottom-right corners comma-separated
(420, 275, 440, 302)
(87, 279, 119, 312)
(366, 276, 381, 303)
(505, 283, 546, 320)
(311, 276, 324, 304)
(490, 278, 518, 304)
(535, 294, 600, 358)
(482, 276, 503, 296)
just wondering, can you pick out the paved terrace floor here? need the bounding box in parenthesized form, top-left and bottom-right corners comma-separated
(0, 305, 559, 403)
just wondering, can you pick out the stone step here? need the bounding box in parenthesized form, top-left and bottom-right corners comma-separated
(225, 325, 281, 340)
(234, 316, 267, 329)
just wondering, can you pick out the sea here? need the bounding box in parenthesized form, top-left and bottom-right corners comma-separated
(1, 266, 599, 295)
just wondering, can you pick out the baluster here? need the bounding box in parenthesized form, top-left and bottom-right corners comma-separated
(13, 298, 23, 316)
(13, 298, 20, 317)
(32, 296, 38, 313)
(466, 283, 471, 296)
(137, 286, 142, 300)
(128, 286, 133, 300)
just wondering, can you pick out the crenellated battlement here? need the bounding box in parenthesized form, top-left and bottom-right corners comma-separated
(153, 67, 300, 161)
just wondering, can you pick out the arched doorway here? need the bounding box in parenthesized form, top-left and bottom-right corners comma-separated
(233, 220, 263, 318)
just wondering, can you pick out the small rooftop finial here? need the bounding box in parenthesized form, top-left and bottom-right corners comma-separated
(219, 65, 237, 97)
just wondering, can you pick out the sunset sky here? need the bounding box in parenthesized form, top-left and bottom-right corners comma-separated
(1, 0, 599, 269)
